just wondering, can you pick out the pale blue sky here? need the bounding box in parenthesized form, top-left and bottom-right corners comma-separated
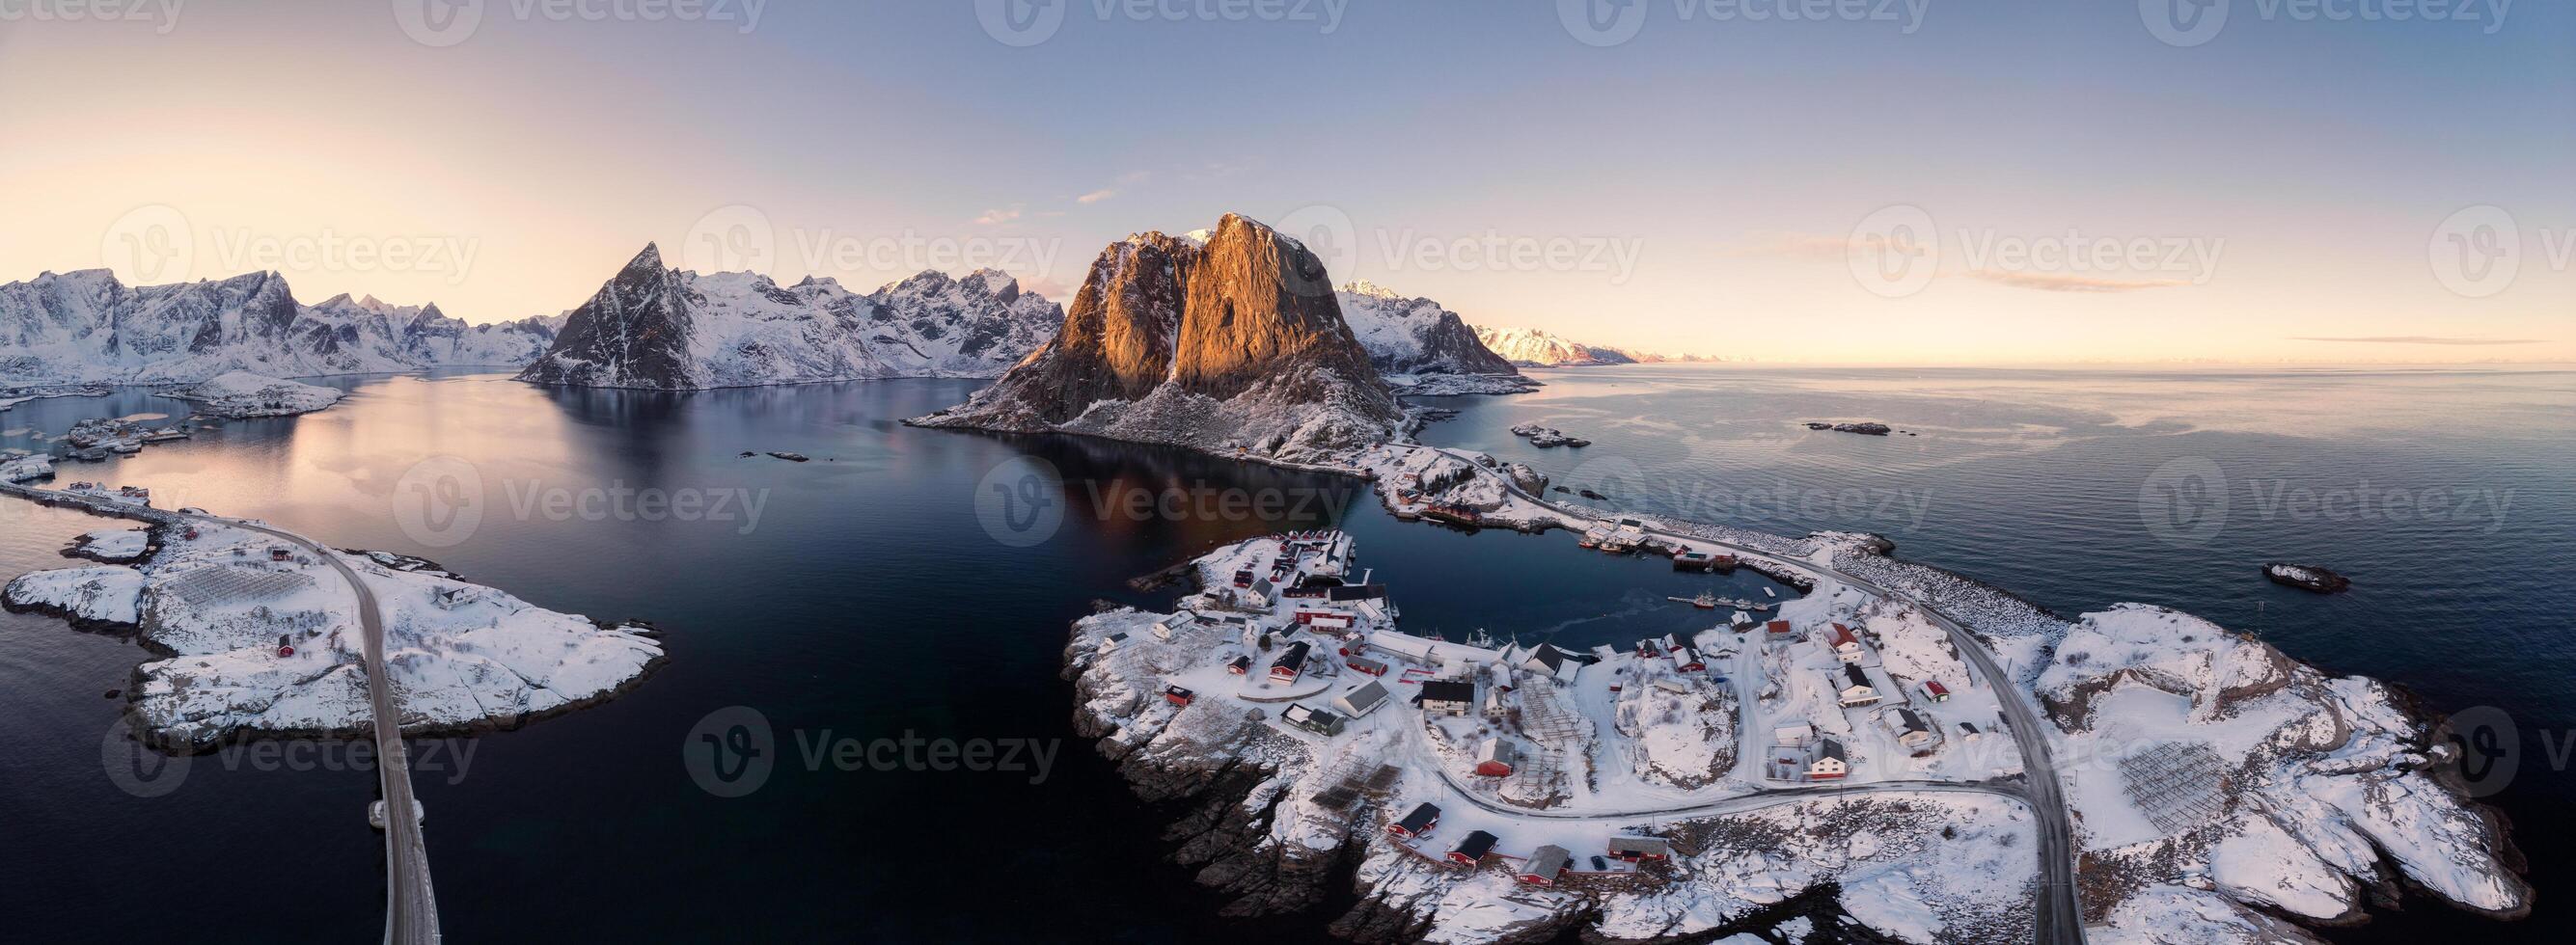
(2, 0, 2567, 362)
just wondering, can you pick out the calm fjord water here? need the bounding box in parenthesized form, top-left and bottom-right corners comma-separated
(1, 365, 2567, 942)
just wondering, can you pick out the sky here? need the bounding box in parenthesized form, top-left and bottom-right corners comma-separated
(1, 0, 2569, 364)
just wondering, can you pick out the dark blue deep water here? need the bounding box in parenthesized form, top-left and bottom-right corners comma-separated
(1, 365, 2567, 942)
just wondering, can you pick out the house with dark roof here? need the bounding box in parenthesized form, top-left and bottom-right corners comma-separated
(1417, 679, 1475, 716)
(1447, 830, 1498, 866)
(1270, 640, 1313, 682)
(1606, 835, 1672, 861)
(1809, 738, 1850, 780)
(1837, 663, 1880, 707)
(1388, 802, 1439, 839)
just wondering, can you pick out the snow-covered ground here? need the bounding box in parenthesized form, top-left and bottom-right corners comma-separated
(67, 526, 151, 562)
(2, 509, 665, 746)
(173, 370, 344, 418)
(1058, 436, 2529, 943)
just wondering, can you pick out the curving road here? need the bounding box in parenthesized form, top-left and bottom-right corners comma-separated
(205, 515, 442, 945)
(1391, 445, 2085, 944)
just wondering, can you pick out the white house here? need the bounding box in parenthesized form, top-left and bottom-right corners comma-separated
(1890, 707, 1934, 750)
(1773, 721, 1815, 746)
(1418, 679, 1475, 716)
(1809, 738, 1849, 780)
(1836, 663, 1880, 707)
(1825, 623, 1867, 663)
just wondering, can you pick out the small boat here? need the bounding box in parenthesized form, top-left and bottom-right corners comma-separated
(1762, 587, 1776, 599)
(1666, 593, 1718, 609)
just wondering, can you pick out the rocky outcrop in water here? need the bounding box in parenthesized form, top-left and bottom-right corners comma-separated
(912, 214, 1402, 465)
(2263, 563, 2351, 594)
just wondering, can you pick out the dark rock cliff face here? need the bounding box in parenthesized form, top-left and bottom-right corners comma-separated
(914, 213, 1401, 462)
(515, 243, 695, 388)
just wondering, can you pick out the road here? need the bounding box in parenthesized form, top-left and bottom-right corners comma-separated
(211, 516, 442, 945)
(1394, 445, 2085, 945)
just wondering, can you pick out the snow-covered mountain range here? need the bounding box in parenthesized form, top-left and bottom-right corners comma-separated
(1471, 325, 1639, 367)
(913, 214, 1402, 464)
(1470, 325, 1721, 367)
(515, 244, 1062, 390)
(1334, 281, 1533, 394)
(0, 269, 559, 384)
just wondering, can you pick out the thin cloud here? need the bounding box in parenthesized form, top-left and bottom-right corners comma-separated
(2291, 336, 2546, 345)
(973, 204, 1025, 226)
(1076, 189, 1115, 204)
(1961, 270, 2189, 292)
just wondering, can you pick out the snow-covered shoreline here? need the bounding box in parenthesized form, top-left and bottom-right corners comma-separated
(2, 501, 667, 750)
(171, 370, 345, 418)
(1048, 437, 2531, 944)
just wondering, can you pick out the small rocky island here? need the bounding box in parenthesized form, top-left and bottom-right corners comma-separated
(1507, 422, 1589, 447)
(1805, 421, 1892, 436)
(2263, 562, 2351, 594)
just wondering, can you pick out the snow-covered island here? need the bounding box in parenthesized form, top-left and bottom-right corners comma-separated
(2, 499, 666, 748)
(2262, 563, 2351, 594)
(1049, 442, 2530, 944)
(172, 370, 345, 418)
(1507, 422, 1590, 448)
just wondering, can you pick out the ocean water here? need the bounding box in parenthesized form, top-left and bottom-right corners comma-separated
(0, 365, 2566, 942)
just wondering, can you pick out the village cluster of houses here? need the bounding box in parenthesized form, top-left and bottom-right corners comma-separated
(1384, 800, 1676, 887)
(1761, 620, 1956, 783)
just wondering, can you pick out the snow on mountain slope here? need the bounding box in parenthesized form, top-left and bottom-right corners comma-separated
(912, 214, 1402, 466)
(1470, 325, 1637, 366)
(1333, 281, 1532, 394)
(0, 269, 558, 384)
(515, 244, 1061, 390)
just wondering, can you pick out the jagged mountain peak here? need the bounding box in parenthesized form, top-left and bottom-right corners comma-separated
(0, 266, 555, 383)
(913, 213, 1401, 465)
(514, 246, 1063, 390)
